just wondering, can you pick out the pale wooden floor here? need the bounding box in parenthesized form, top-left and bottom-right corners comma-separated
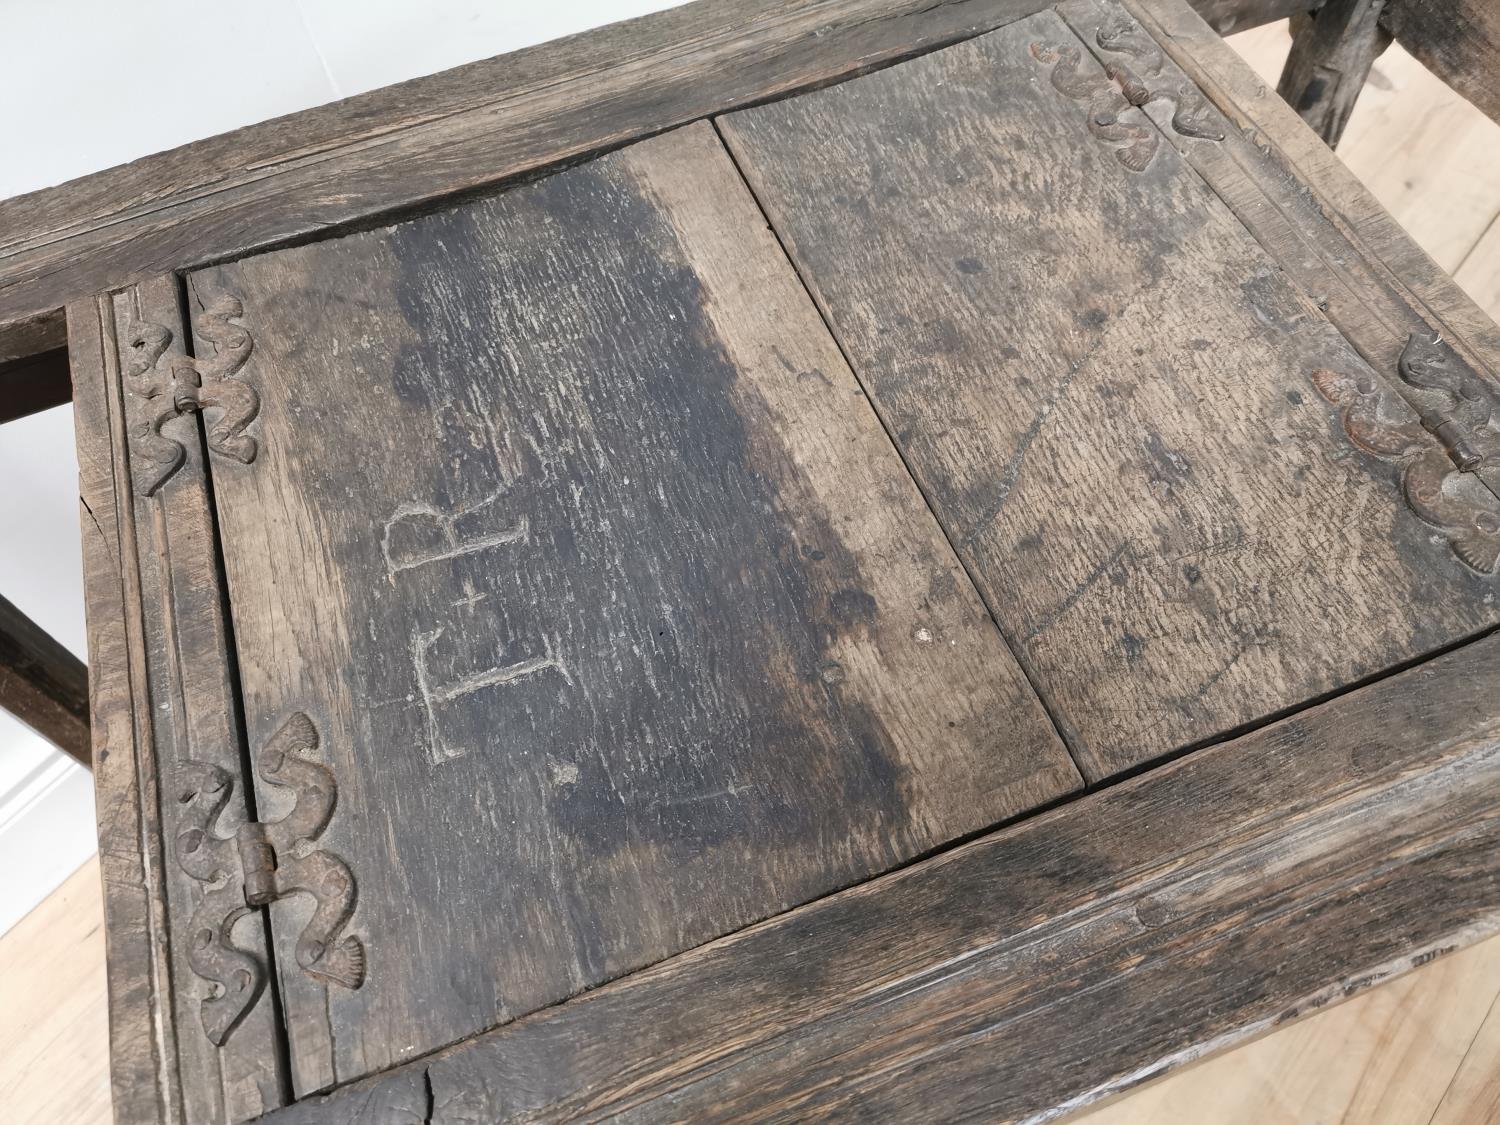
(4, 22, 1499, 1125)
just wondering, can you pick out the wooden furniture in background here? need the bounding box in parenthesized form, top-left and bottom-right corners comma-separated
(0, 592, 88, 767)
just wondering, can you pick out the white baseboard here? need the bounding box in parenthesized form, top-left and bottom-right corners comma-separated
(0, 745, 97, 937)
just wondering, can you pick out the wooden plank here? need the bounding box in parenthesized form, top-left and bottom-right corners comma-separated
(68, 292, 177, 1125)
(0, 0, 1327, 340)
(1430, 960, 1500, 1124)
(1190, 0, 1318, 35)
(0, 347, 71, 423)
(1228, 21, 1500, 277)
(70, 281, 290, 1123)
(1381, 0, 1500, 125)
(718, 8, 1500, 779)
(189, 120, 1077, 1093)
(264, 628, 1500, 1124)
(1277, 0, 1391, 146)
(0, 592, 89, 767)
(0, 0, 1065, 338)
(1128, 0, 1500, 379)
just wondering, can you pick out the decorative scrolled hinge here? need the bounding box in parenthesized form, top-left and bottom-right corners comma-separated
(1029, 19, 1223, 175)
(174, 712, 365, 1046)
(125, 293, 260, 496)
(1313, 332, 1500, 574)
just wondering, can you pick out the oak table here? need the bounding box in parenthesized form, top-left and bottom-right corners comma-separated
(5, 0, 1497, 1120)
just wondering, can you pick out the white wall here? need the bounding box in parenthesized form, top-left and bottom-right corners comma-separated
(0, 0, 684, 935)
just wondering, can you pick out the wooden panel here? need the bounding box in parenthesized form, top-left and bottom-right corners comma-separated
(69, 297, 169, 1125)
(718, 8, 1500, 779)
(1127, 0, 1500, 378)
(1382, 0, 1500, 125)
(189, 121, 1077, 1093)
(0, 0, 1067, 337)
(0, 592, 88, 766)
(265, 629, 1500, 1124)
(1065, 0, 1488, 385)
(69, 281, 290, 1123)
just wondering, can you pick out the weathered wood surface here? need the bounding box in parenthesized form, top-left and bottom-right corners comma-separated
(68, 299, 169, 1125)
(69, 281, 289, 1123)
(1382, 0, 1500, 125)
(1278, 0, 1391, 146)
(266, 628, 1500, 1124)
(1189, 0, 1319, 34)
(0, 0, 1071, 339)
(719, 8, 1500, 780)
(0, 592, 89, 766)
(1127, 0, 1500, 379)
(0, 346, 71, 424)
(1067, 0, 1488, 391)
(0, 307, 65, 365)
(190, 120, 1077, 1094)
(0, 0, 1343, 345)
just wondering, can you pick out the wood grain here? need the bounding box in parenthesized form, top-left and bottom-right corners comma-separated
(1277, 0, 1391, 146)
(69, 288, 178, 1125)
(1127, 0, 1500, 378)
(189, 120, 1077, 1094)
(69, 281, 289, 1123)
(0, 347, 72, 425)
(0, 307, 65, 365)
(265, 628, 1500, 1124)
(1381, 0, 1500, 125)
(1188, 0, 1318, 35)
(0, 857, 112, 1125)
(0, 0, 1069, 340)
(0, 591, 89, 766)
(719, 7, 1500, 779)
(1076, 932, 1500, 1124)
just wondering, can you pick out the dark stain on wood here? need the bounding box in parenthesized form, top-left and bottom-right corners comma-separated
(190, 122, 1075, 1093)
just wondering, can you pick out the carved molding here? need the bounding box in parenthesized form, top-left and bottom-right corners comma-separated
(174, 712, 365, 1046)
(1030, 22, 1224, 173)
(1313, 333, 1500, 574)
(124, 294, 260, 496)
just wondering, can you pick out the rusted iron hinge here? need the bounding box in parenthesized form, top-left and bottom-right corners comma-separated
(124, 293, 261, 496)
(174, 712, 365, 1046)
(1029, 19, 1225, 175)
(1314, 332, 1500, 574)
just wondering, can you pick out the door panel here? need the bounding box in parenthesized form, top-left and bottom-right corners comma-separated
(718, 9, 1500, 780)
(189, 121, 1078, 1091)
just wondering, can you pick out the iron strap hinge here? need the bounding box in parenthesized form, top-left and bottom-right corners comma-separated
(124, 292, 261, 497)
(1314, 332, 1500, 574)
(173, 712, 366, 1046)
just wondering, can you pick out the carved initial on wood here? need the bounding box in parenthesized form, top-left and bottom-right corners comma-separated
(174, 712, 365, 1046)
(1313, 333, 1500, 574)
(1030, 21, 1224, 173)
(124, 294, 260, 496)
